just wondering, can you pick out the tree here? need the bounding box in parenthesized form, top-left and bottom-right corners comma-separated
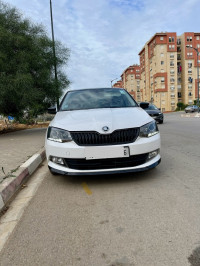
(176, 102, 185, 110)
(0, 1, 70, 119)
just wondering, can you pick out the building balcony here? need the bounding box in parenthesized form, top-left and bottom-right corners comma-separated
(177, 55, 181, 60)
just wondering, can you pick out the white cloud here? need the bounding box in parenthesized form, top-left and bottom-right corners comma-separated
(3, 0, 200, 91)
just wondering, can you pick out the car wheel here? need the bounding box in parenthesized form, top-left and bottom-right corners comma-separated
(159, 120, 163, 124)
(185, 111, 187, 113)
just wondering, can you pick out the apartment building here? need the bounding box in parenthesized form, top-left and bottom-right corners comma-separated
(177, 32, 200, 105)
(114, 65, 141, 101)
(138, 32, 200, 111)
(139, 32, 178, 112)
(112, 80, 123, 88)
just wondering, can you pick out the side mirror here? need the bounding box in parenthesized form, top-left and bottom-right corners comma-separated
(47, 106, 57, 114)
(158, 108, 161, 111)
(140, 102, 149, 109)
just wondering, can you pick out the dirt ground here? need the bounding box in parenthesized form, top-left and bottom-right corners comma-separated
(0, 120, 49, 134)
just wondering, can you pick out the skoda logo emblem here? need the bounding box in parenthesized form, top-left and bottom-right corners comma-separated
(102, 126, 109, 132)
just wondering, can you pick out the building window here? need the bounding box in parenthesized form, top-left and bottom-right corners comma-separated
(170, 78, 175, 83)
(170, 61, 174, 66)
(177, 39, 181, 45)
(161, 53, 164, 57)
(196, 36, 200, 40)
(188, 85, 192, 89)
(170, 54, 174, 58)
(170, 70, 175, 74)
(178, 92, 181, 98)
(171, 94, 175, 98)
(169, 37, 174, 42)
(188, 63, 192, 68)
(189, 92, 192, 96)
(197, 44, 200, 48)
(160, 37, 164, 40)
(161, 61, 164, 65)
(188, 69, 192, 74)
(170, 86, 175, 90)
(161, 77, 165, 82)
(188, 77, 193, 83)
(187, 36, 192, 41)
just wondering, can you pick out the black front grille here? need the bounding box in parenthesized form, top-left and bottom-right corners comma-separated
(64, 153, 148, 170)
(149, 113, 159, 117)
(70, 128, 139, 146)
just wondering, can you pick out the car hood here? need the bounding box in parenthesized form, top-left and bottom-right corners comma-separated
(50, 107, 152, 133)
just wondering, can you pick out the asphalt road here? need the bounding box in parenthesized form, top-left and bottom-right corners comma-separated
(0, 112, 200, 266)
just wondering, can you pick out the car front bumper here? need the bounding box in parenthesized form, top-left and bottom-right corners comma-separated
(45, 133, 161, 176)
(151, 115, 163, 122)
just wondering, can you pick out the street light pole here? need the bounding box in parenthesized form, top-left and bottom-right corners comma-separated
(50, 0, 59, 109)
(186, 45, 199, 112)
(111, 78, 118, 88)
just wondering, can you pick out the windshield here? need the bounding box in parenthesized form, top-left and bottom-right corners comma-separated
(143, 104, 158, 111)
(60, 88, 138, 111)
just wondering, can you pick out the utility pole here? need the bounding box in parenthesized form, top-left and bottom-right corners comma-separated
(50, 0, 59, 109)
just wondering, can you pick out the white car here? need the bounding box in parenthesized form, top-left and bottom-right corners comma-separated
(45, 88, 161, 175)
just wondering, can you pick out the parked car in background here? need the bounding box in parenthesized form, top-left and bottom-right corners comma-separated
(184, 105, 198, 113)
(46, 88, 161, 176)
(139, 102, 164, 124)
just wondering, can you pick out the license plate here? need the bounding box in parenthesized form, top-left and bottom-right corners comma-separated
(85, 146, 130, 160)
(123, 146, 130, 157)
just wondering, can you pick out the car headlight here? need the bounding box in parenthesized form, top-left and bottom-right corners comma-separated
(47, 127, 72, 143)
(140, 121, 159, 138)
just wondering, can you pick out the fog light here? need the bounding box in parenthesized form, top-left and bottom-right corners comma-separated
(148, 150, 159, 160)
(50, 156, 64, 165)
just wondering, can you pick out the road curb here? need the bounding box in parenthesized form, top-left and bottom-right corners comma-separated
(0, 148, 46, 212)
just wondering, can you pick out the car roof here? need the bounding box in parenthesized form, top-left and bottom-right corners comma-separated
(66, 87, 124, 92)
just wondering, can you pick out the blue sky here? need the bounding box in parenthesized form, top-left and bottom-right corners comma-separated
(3, 0, 200, 91)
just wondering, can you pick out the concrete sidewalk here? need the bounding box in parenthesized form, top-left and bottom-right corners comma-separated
(0, 128, 47, 211)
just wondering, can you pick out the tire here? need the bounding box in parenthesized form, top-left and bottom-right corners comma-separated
(159, 120, 163, 124)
